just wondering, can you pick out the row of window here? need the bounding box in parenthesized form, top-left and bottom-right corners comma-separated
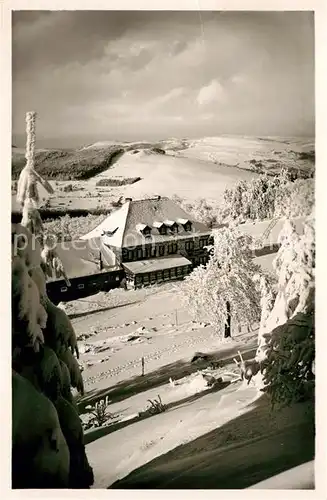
(60, 275, 121, 293)
(192, 255, 209, 266)
(123, 237, 210, 262)
(142, 221, 192, 237)
(134, 265, 190, 286)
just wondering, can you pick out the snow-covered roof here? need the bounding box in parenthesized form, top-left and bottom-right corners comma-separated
(80, 201, 130, 248)
(238, 216, 307, 247)
(153, 221, 165, 228)
(81, 197, 211, 248)
(122, 255, 192, 275)
(163, 219, 176, 227)
(176, 218, 190, 225)
(136, 223, 151, 232)
(48, 238, 120, 281)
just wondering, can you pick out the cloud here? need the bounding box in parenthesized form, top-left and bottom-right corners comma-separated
(12, 11, 314, 143)
(196, 80, 225, 106)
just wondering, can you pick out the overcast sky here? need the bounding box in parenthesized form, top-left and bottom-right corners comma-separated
(12, 10, 314, 148)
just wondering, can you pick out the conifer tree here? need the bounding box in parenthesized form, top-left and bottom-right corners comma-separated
(181, 225, 268, 340)
(12, 111, 94, 488)
(255, 216, 315, 407)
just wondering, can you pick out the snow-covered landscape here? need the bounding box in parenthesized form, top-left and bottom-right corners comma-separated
(10, 10, 316, 492)
(12, 135, 314, 213)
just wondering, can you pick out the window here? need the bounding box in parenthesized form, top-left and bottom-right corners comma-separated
(137, 247, 143, 259)
(151, 246, 157, 257)
(184, 222, 192, 232)
(115, 275, 120, 281)
(182, 266, 189, 275)
(199, 237, 209, 248)
(157, 271, 163, 282)
(177, 266, 183, 276)
(150, 272, 156, 283)
(143, 273, 150, 284)
(77, 283, 85, 290)
(170, 268, 176, 278)
(143, 227, 151, 237)
(159, 245, 165, 256)
(61, 286, 68, 292)
(144, 246, 151, 258)
(163, 269, 170, 280)
(158, 225, 167, 235)
(128, 250, 133, 261)
(185, 240, 194, 251)
(168, 243, 177, 254)
(171, 223, 179, 234)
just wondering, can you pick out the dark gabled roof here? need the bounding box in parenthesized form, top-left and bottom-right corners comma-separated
(81, 196, 212, 249)
(122, 197, 211, 247)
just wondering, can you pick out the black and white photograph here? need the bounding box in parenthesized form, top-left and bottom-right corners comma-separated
(7, 5, 320, 491)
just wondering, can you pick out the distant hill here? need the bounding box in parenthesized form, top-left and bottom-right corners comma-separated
(12, 146, 125, 180)
(12, 136, 315, 182)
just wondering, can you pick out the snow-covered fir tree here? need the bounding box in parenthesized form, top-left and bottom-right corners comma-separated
(256, 215, 315, 362)
(255, 215, 315, 406)
(12, 111, 94, 488)
(180, 225, 270, 340)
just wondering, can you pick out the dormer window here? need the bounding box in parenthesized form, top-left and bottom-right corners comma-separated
(136, 223, 152, 237)
(153, 221, 167, 235)
(177, 218, 192, 232)
(164, 220, 179, 234)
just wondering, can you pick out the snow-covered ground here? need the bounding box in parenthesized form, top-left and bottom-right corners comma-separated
(87, 380, 261, 488)
(70, 282, 259, 391)
(175, 135, 314, 174)
(12, 134, 314, 212)
(65, 253, 267, 488)
(64, 240, 314, 489)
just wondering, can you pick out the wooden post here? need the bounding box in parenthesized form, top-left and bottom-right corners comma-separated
(141, 356, 145, 376)
(224, 301, 231, 338)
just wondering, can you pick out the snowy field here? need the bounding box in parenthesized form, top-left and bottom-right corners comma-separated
(60, 249, 312, 489)
(11, 135, 314, 212)
(70, 282, 261, 488)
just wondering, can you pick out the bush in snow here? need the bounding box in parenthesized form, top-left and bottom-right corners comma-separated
(180, 225, 272, 340)
(84, 396, 113, 428)
(12, 111, 93, 488)
(257, 216, 315, 408)
(139, 395, 167, 417)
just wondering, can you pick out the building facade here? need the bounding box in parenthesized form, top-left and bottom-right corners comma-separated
(82, 196, 213, 288)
